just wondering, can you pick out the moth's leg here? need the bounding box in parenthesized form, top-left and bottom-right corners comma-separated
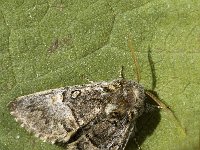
(144, 103, 162, 113)
(145, 91, 168, 109)
(80, 74, 94, 84)
(145, 91, 186, 136)
(119, 66, 125, 79)
(134, 138, 141, 150)
(85, 77, 94, 84)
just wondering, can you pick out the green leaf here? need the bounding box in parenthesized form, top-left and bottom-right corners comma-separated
(0, 0, 199, 150)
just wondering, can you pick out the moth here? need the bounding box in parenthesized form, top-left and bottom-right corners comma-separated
(8, 39, 166, 150)
(9, 78, 145, 150)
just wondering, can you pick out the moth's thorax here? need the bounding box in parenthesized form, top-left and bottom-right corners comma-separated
(102, 79, 145, 119)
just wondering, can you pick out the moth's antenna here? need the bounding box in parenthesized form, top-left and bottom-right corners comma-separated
(128, 36, 141, 83)
(127, 35, 186, 138)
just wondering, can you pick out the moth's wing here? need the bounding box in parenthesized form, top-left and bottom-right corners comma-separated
(9, 88, 79, 144)
(9, 79, 144, 149)
(67, 115, 135, 150)
(9, 81, 114, 144)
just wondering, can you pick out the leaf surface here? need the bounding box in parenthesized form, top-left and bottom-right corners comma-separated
(0, 0, 199, 150)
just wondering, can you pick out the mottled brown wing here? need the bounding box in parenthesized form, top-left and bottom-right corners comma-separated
(9, 88, 80, 144)
(66, 114, 136, 150)
(9, 79, 145, 149)
(8, 80, 123, 144)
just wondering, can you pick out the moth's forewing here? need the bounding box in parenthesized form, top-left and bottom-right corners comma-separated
(9, 79, 145, 149)
(67, 116, 136, 150)
(9, 88, 79, 143)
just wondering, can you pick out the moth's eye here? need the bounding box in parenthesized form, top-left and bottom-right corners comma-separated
(71, 90, 81, 99)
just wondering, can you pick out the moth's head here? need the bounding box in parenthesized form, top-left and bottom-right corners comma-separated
(120, 79, 145, 119)
(104, 79, 145, 120)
